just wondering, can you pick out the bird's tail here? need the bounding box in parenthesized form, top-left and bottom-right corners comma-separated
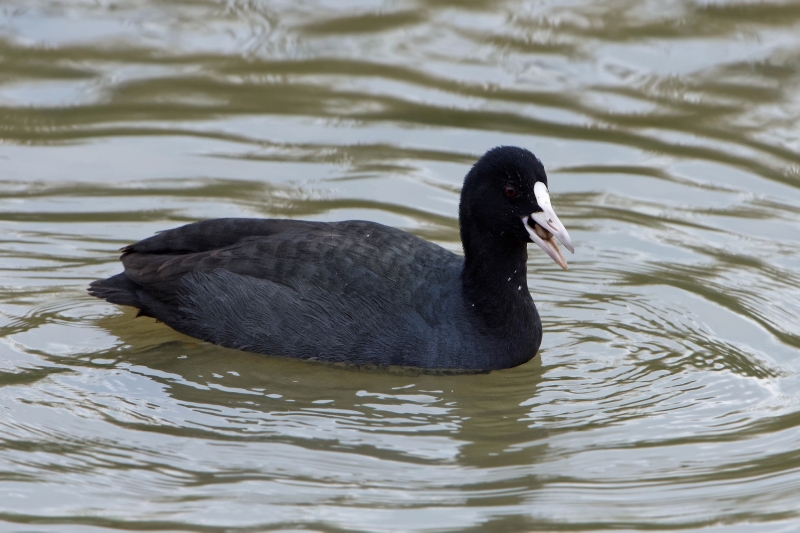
(88, 273, 142, 309)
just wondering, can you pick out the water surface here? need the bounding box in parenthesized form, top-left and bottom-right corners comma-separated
(1, 1, 800, 531)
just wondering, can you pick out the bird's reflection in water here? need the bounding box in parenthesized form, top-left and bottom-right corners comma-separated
(94, 306, 550, 471)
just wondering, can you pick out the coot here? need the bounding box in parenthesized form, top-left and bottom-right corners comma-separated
(89, 146, 574, 370)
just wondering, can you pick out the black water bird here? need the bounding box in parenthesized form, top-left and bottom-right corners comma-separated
(89, 146, 574, 370)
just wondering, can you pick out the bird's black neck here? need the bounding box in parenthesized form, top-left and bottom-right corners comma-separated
(460, 224, 536, 333)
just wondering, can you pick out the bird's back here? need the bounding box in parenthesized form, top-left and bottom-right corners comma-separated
(90, 218, 493, 368)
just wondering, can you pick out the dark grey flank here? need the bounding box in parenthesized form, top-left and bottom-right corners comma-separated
(90, 146, 570, 371)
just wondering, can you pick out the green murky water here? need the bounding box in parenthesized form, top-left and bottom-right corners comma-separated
(2, 1, 800, 531)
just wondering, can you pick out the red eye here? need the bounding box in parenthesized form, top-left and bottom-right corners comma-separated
(504, 186, 517, 198)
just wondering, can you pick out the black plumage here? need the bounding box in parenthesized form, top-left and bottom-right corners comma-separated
(89, 146, 573, 370)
